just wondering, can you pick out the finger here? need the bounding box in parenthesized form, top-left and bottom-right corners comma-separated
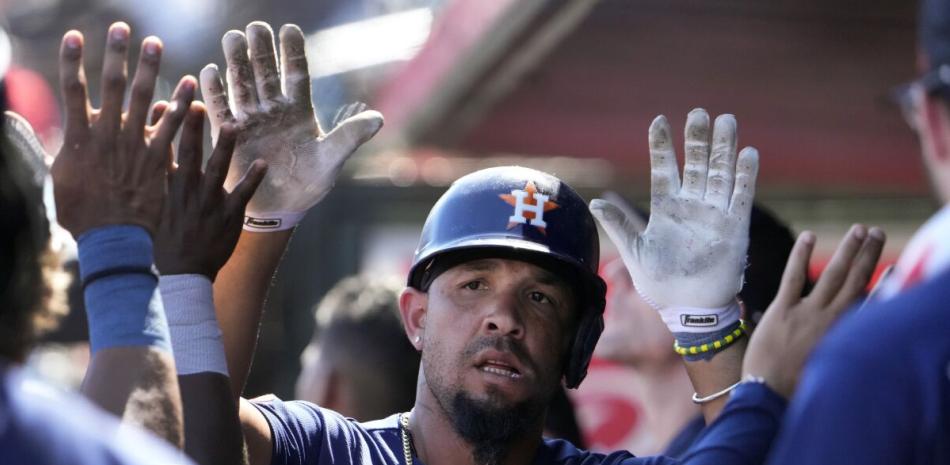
(728, 147, 759, 217)
(831, 227, 886, 310)
(203, 123, 238, 194)
(681, 108, 709, 200)
(152, 77, 197, 160)
(59, 31, 90, 140)
(228, 159, 268, 212)
(199, 64, 235, 142)
(96, 22, 131, 138)
(704, 114, 738, 209)
(279, 24, 313, 109)
(149, 100, 168, 126)
(323, 110, 384, 165)
(600, 191, 646, 234)
(589, 199, 641, 260)
(772, 231, 816, 310)
(222, 30, 259, 117)
(648, 115, 680, 203)
(810, 224, 868, 305)
(175, 101, 206, 189)
(246, 22, 282, 107)
(125, 37, 164, 145)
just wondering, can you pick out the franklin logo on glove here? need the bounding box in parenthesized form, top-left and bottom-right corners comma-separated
(681, 314, 719, 327)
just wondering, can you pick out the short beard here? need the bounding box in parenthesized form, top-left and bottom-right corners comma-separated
(449, 390, 539, 465)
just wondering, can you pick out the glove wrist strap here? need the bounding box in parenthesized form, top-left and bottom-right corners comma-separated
(243, 211, 306, 232)
(657, 300, 741, 333)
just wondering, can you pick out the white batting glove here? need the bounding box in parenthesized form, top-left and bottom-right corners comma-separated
(590, 109, 758, 335)
(200, 22, 384, 231)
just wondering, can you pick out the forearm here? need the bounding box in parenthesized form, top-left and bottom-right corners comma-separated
(82, 347, 183, 447)
(78, 225, 183, 447)
(680, 382, 786, 465)
(160, 273, 244, 464)
(213, 229, 293, 398)
(683, 338, 746, 422)
(180, 374, 247, 465)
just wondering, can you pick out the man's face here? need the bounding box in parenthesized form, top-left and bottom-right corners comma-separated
(420, 257, 576, 415)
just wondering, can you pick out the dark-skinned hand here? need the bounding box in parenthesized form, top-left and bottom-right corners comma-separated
(153, 102, 267, 280)
(51, 22, 194, 237)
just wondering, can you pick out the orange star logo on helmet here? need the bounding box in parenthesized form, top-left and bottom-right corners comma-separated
(499, 181, 559, 234)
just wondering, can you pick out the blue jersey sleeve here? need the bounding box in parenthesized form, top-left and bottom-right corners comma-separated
(677, 382, 786, 465)
(252, 397, 402, 465)
(540, 382, 785, 465)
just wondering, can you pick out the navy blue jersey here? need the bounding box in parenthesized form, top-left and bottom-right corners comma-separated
(662, 415, 704, 459)
(767, 268, 950, 465)
(253, 382, 785, 465)
(0, 366, 193, 465)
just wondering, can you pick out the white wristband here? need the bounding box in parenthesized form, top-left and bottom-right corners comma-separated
(634, 285, 741, 334)
(160, 274, 228, 376)
(243, 211, 306, 232)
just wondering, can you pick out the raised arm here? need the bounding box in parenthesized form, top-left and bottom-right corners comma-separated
(152, 96, 266, 464)
(591, 110, 758, 420)
(200, 22, 383, 399)
(590, 109, 886, 465)
(49, 23, 192, 447)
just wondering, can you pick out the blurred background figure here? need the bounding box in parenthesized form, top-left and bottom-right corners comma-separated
(594, 203, 800, 456)
(295, 274, 419, 421)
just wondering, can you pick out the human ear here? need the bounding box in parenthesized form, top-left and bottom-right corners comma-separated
(399, 287, 427, 351)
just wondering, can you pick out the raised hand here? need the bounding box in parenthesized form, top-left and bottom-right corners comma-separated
(51, 23, 194, 237)
(154, 104, 267, 280)
(199, 22, 384, 231)
(590, 109, 758, 309)
(743, 225, 886, 398)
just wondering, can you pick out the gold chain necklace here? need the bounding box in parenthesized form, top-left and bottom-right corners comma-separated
(399, 411, 414, 464)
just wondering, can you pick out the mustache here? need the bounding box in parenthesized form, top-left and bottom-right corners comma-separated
(462, 335, 535, 373)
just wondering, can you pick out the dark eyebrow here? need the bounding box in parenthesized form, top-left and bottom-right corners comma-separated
(535, 270, 566, 287)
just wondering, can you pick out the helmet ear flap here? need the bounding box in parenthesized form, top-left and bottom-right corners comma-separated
(564, 309, 604, 389)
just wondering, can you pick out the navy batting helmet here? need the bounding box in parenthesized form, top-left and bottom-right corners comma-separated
(407, 166, 606, 389)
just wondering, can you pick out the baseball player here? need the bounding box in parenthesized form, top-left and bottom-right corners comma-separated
(766, 0, 950, 463)
(160, 21, 886, 465)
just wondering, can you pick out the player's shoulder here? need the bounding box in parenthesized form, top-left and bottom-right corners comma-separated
(812, 267, 950, 382)
(0, 366, 193, 465)
(830, 267, 950, 350)
(359, 412, 401, 433)
(534, 438, 643, 465)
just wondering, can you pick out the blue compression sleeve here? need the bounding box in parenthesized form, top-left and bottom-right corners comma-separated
(77, 225, 170, 354)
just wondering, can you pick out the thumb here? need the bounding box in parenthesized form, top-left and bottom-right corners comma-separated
(589, 198, 643, 259)
(324, 110, 384, 163)
(600, 191, 647, 234)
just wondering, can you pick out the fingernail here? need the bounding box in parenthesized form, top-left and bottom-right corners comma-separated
(64, 32, 81, 49)
(111, 26, 129, 41)
(144, 40, 160, 55)
(179, 77, 196, 93)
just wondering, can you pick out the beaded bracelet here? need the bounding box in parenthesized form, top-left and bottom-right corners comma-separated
(674, 320, 749, 356)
